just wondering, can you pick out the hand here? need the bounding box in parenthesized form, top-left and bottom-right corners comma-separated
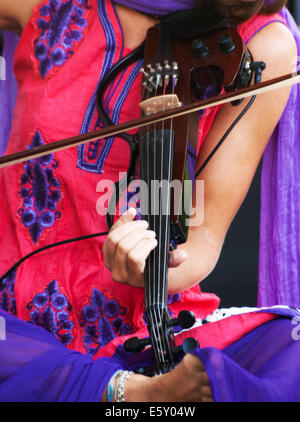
(101, 354, 212, 402)
(103, 208, 188, 288)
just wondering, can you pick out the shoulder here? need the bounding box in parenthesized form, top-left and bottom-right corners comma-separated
(0, 0, 41, 34)
(247, 20, 297, 79)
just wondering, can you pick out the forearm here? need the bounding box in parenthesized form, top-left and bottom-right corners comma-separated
(167, 22, 297, 296)
(167, 225, 223, 294)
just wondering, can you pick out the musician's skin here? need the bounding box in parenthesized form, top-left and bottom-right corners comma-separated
(0, 0, 296, 402)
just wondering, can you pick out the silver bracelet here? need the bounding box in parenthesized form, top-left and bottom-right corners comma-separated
(114, 370, 134, 402)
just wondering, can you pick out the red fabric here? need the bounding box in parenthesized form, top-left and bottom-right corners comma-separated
(0, 0, 287, 358)
(176, 312, 276, 351)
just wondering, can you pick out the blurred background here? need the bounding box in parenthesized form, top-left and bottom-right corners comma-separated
(289, 0, 300, 24)
(0, 1, 299, 308)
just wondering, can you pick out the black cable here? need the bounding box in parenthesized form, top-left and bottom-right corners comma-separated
(195, 94, 256, 178)
(0, 230, 108, 282)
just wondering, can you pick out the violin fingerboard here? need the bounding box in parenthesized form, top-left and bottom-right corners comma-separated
(140, 129, 175, 366)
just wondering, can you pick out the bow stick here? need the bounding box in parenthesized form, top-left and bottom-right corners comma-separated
(0, 69, 299, 169)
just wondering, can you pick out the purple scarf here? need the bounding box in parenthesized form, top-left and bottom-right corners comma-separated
(258, 8, 300, 307)
(1, 5, 300, 307)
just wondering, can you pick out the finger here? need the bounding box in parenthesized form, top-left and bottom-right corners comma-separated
(110, 230, 156, 282)
(110, 208, 137, 232)
(201, 386, 212, 398)
(168, 248, 188, 268)
(126, 238, 158, 285)
(103, 220, 149, 269)
(201, 396, 213, 403)
(117, 229, 157, 257)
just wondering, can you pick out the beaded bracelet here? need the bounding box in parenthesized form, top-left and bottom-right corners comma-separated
(106, 370, 123, 402)
(114, 370, 134, 402)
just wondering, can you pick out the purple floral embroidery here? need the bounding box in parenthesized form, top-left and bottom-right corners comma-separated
(86, 120, 105, 161)
(34, 0, 90, 78)
(80, 288, 132, 356)
(0, 269, 17, 315)
(18, 130, 62, 244)
(26, 280, 74, 345)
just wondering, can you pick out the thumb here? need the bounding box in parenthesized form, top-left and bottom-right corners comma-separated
(168, 248, 188, 268)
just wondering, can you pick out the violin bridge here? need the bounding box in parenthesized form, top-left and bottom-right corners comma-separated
(140, 94, 181, 115)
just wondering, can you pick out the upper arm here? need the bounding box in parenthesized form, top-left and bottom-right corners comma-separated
(193, 22, 297, 243)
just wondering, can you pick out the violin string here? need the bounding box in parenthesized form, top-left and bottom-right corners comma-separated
(143, 65, 151, 313)
(159, 113, 166, 364)
(162, 65, 176, 356)
(154, 68, 165, 364)
(160, 64, 170, 336)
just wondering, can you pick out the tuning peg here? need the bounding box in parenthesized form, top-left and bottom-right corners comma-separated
(123, 336, 151, 353)
(168, 310, 196, 330)
(182, 337, 199, 353)
(218, 34, 235, 54)
(171, 337, 200, 357)
(192, 39, 210, 59)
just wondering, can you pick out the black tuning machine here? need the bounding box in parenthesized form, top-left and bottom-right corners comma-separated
(124, 311, 200, 376)
(192, 39, 210, 59)
(124, 310, 197, 353)
(218, 33, 236, 54)
(124, 310, 199, 376)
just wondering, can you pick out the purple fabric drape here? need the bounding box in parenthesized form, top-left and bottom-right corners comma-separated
(0, 309, 126, 402)
(113, 0, 195, 15)
(112, 0, 281, 16)
(0, 32, 18, 156)
(2, 307, 300, 402)
(258, 9, 300, 307)
(193, 315, 300, 402)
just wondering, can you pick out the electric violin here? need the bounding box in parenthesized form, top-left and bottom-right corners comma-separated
(98, 8, 266, 375)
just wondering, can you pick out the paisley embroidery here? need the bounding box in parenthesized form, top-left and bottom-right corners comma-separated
(80, 288, 132, 356)
(76, 0, 143, 173)
(0, 269, 17, 316)
(18, 130, 62, 244)
(26, 280, 75, 345)
(34, 0, 90, 78)
(78, 59, 143, 174)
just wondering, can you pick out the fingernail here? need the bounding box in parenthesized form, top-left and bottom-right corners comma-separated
(124, 208, 136, 216)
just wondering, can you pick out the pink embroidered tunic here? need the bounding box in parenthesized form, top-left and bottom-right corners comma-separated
(0, 0, 285, 358)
